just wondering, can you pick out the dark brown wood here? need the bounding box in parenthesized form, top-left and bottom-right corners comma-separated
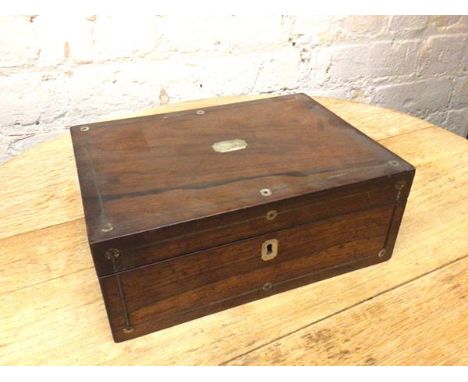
(102, 204, 394, 342)
(92, 178, 399, 275)
(70, 94, 415, 342)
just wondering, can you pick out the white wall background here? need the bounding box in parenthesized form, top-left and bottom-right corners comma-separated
(0, 15, 467, 163)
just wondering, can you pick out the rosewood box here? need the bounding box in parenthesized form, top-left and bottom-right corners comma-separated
(70, 94, 414, 342)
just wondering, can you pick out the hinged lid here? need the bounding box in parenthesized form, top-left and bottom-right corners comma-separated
(70, 94, 414, 275)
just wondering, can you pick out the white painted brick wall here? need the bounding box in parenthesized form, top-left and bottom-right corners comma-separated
(0, 15, 467, 163)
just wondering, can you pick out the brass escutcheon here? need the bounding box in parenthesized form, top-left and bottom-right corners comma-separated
(212, 139, 248, 153)
(261, 239, 278, 261)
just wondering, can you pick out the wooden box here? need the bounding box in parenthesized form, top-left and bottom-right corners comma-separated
(70, 94, 414, 342)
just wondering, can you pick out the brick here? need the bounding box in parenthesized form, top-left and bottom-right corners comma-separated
(342, 16, 389, 37)
(178, 54, 263, 97)
(460, 16, 468, 28)
(426, 16, 468, 34)
(327, 44, 369, 80)
(158, 16, 288, 55)
(417, 35, 467, 76)
(450, 77, 468, 109)
(0, 16, 39, 67)
(445, 109, 468, 137)
(372, 77, 454, 115)
(307, 48, 332, 84)
(425, 111, 447, 127)
(328, 40, 419, 80)
(93, 16, 162, 60)
(389, 16, 429, 32)
(461, 43, 468, 76)
(34, 16, 95, 66)
(428, 16, 462, 28)
(369, 41, 419, 77)
(254, 47, 302, 92)
(292, 16, 344, 45)
(0, 72, 68, 128)
(218, 16, 289, 52)
(63, 62, 165, 122)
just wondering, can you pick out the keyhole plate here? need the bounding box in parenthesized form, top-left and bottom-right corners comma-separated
(261, 239, 278, 261)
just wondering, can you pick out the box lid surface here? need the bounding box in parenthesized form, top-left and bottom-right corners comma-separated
(71, 94, 413, 246)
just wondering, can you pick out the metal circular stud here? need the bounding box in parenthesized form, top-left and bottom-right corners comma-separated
(104, 248, 120, 260)
(101, 222, 114, 232)
(123, 327, 134, 333)
(260, 188, 272, 197)
(266, 210, 278, 221)
(262, 282, 273, 291)
(196, 110, 205, 115)
(395, 180, 406, 190)
(80, 126, 90, 132)
(388, 160, 399, 167)
(378, 249, 387, 258)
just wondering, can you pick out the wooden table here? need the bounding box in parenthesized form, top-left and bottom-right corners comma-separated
(1, 96, 467, 365)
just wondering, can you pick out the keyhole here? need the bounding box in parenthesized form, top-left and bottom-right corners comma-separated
(266, 243, 273, 255)
(261, 239, 278, 261)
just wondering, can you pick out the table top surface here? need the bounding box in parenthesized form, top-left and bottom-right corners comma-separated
(0, 95, 467, 365)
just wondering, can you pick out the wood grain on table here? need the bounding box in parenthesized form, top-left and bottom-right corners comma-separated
(0, 96, 467, 365)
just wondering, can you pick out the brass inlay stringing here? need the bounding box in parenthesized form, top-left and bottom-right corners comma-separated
(395, 181, 406, 202)
(105, 248, 133, 334)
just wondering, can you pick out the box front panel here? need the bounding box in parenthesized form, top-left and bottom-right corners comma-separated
(92, 178, 401, 276)
(101, 203, 396, 342)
